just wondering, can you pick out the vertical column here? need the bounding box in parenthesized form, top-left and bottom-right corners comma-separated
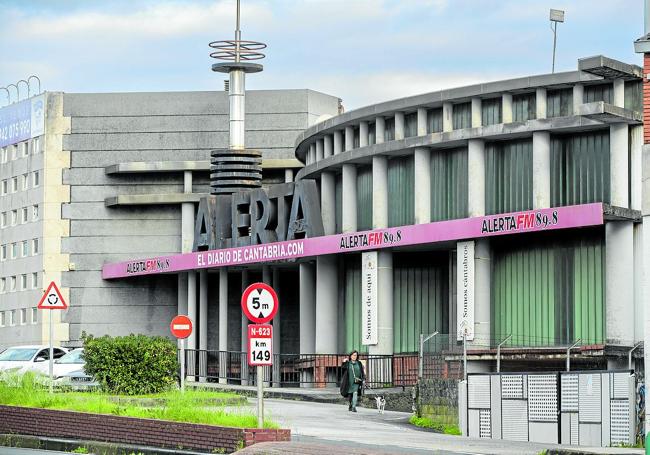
(315, 139, 324, 162)
(284, 169, 294, 183)
(299, 262, 316, 387)
(198, 269, 208, 382)
(613, 79, 625, 108)
(394, 112, 405, 140)
(502, 93, 513, 123)
(532, 132, 551, 209)
(359, 121, 369, 147)
(323, 135, 333, 159)
(572, 84, 583, 115)
(345, 126, 354, 151)
(414, 147, 431, 224)
(536, 88, 547, 120)
(240, 270, 249, 385)
(372, 156, 388, 229)
(472, 240, 491, 348)
(375, 117, 385, 144)
(333, 130, 343, 155)
(471, 98, 482, 128)
(218, 268, 228, 384)
(272, 268, 281, 387)
(315, 255, 338, 354)
(442, 102, 453, 132)
(631, 126, 643, 342)
(307, 143, 316, 165)
(342, 165, 357, 232)
(321, 172, 336, 235)
(467, 140, 486, 217)
(181, 170, 195, 352)
(417, 108, 427, 136)
(607, 122, 634, 346)
(262, 266, 272, 386)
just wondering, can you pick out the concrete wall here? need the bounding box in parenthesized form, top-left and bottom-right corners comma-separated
(59, 89, 339, 344)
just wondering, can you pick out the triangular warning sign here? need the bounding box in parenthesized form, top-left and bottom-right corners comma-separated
(37, 282, 68, 310)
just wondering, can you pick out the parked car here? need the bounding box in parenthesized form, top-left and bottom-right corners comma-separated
(0, 345, 68, 374)
(37, 348, 99, 390)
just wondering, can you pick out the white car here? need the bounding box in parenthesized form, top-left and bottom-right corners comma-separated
(0, 345, 68, 374)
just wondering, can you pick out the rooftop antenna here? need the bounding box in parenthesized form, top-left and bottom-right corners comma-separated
(208, 0, 266, 195)
(550, 9, 565, 73)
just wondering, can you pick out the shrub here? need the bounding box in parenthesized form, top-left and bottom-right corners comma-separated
(81, 332, 178, 395)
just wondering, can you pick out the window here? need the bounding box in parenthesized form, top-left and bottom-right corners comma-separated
(31, 308, 38, 324)
(0, 278, 5, 293)
(1, 212, 6, 228)
(20, 308, 27, 325)
(0, 312, 4, 327)
(1, 180, 7, 195)
(1, 147, 6, 163)
(21, 207, 28, 224)
(33, 137, 41, 154)
(20, 274, 27, 290)
(11, 210, 16, 226)
(11, 243, 17, 259)
(9, 310, 16, 326)
(11, 177, 17, 193)
(32, 239, 39, 255)
(21, 143, 28, 157)
(32, 205, 39, 221)
(21, 241, 28, 257)
(10, 276, 16, 292)
(22, 174, 28, 190)
(1, 245, 5, 261)
(11, 145, 17, 160)
(31, 272, 38, 289)
(33, 171, 40, 187)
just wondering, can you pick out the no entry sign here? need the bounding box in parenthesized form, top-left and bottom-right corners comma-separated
(241, 282, 278, 324)
(170, 315, 193, 339)
(248, 324, 273, 366)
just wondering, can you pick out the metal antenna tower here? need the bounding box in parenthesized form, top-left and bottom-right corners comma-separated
(209, 0, 267, 195)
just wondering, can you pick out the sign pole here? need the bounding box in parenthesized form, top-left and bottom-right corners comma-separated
(257, 365, 263, 428)
(49, 310, 53, 394)
(180, 338, 185, 393)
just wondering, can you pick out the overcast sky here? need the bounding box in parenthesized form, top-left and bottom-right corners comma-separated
(0, 0, 644, 110)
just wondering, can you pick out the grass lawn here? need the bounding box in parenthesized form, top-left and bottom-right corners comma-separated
(409, 415, 461, 435)
(0, 373, 277, 429)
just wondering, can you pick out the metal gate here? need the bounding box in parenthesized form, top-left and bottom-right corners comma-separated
(458, 370, 635, 447)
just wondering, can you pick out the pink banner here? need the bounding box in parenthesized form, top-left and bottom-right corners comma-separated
(102, 203, 604, 279)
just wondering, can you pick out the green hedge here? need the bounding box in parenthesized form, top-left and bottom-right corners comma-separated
(82, 332, 178, 395)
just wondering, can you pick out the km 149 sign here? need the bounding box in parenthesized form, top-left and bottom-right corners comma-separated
(248, 324, 273, 366)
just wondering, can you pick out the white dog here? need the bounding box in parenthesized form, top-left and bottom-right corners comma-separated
(375, 395, 386, 414)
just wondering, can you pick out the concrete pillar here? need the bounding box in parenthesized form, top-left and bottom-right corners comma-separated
(177, 274, 188, 315)
(631, 126, 643, 342)
(333, 130, 343, 155)
(573, 84, 583, 115)
(262, 266, 272, 387)
(417, 108, 427, 136)
(536, 88, 547, 120)
(532, 132, 551, 209)
(187, 271, 197, 353)
(375, 117, 385, 144)
(610, 124, 629, 207)
(613, 79, 625, 108)
(634, 224, 644, 342)
(631, 126, 643, 211)
(467, 140, 486, 217)
(342, 164, 357, 232)
(368, 251, 393, 356)
(473, 239, 491, 348)
(502, 93, 513, 123)
(414, 147, 431, 224)
(606, 223, 634, 345)
(394, 112, 405, 140)
(442, 102, 453, 132)
(323, 135, 333, 159)
(321, 172, 336, 235)
(471, 98, 482, 128)
(198, 269, 208, 382)
(299, 262, 316, 355)
(218, 268, 228, 384)
(272, 267, 281, 386)
(241, 270, 249, 385)
(359, 121, 369, 147)
(315, 255, 338, 354)
(372, 156, 388, 229)
(284, 169, 294, 183)
(181, 170, 195, 351)
(345, 126, 354, 151)
(308, 143, 316, 165)
(315, 139, 324, 162)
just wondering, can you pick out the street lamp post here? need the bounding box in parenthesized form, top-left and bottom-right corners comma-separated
(550, 9, 565, 73)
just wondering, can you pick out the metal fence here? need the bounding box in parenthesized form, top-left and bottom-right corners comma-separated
(180, 349, 464, 388)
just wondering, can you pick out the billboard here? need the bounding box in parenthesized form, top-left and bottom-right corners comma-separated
(0, 95, 45, 148)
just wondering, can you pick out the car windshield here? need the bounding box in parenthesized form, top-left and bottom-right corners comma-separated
(56, 349, 84, 364)
(0, 348, 39, 361)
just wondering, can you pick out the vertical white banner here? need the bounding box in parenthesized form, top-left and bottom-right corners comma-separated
(457, 240, 475, 341)
(361, 251, 378, 345)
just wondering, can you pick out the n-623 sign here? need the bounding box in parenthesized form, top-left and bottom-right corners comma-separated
(248, 324, 273, 366)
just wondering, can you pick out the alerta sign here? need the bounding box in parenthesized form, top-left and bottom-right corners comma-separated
(481, 210, 559, 234)
(192, 180, 324, 251)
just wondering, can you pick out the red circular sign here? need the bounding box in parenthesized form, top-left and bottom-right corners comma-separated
(170, 315, 193, 339)
(241, 282, 279, 324)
